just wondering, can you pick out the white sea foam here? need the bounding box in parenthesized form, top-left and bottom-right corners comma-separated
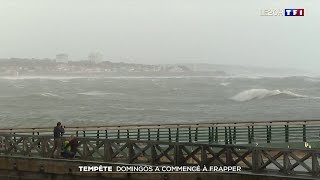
(59, 80, 70, 83)
(0, 75, 225, 80)
(231, 89, 307, 102)
(108, 105, 145, 111)
(304, 77, 320, 82)
(78, 91, 124, 96)
(40, 93, 63, 98)
(122, 107, 145, 111)
(220, 82, 230, 86)
(310, 97, 320, 100)
(157, 108, 170, 111)
(0, 76, 85, 80)
(13, 85, 25, 88)
(1, 74, 320, 81)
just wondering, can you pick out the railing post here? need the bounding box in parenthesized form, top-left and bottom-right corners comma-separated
(269, 122, 272, 142)
(127, 142, 134, 163)
(150, 143, 156, 165)
(252, 148, 263, 172)
(201, 145, 207, 167)
(267, 125, 271, 143)
(97, 130, 100, 146)
(13, 133, 17, 153)
(285, 125, 289, 143)
(210, 127, 214, 143)
(233, 125, 236, 143)
(105, 130, 108, 139)
(137, 129, 140, 140)
(214, 127, 218, 143)
(228, 127, 232, 144)
(195, 128, 198, 142)
(176, 128, 179, 142)
(312, 151, 319, 175)
(168, 128, 171, 142)
(4, 137, 10, 155)
(127, 129, 130, 139)
(224, 127, 228, 144)
(303, 124, 306, 142)
(226, 146, 233, 165)
(157, 129, 160, 141)
(188, 128, 191, 143)
(104, 140, 113, 161)
(37, 132, 40, 149)
(251, 126, 254, 142)
(22, 137, 27, 156)
(148, 129, 151, 141)
(248, 126, 251, 144)
(208, 127, 212, 143)
(283, 150, 291, 174)
(270, 125, 272, 142)
(174, 144, 184, 166)
(82, 139, 88, 160)
(41, 137, 47, 157)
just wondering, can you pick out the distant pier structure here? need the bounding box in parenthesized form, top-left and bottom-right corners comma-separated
(55, 53, 69, 63)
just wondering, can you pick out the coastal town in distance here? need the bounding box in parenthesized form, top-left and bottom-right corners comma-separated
(0, 53, 308, 78)
(0, 53, 224, 77)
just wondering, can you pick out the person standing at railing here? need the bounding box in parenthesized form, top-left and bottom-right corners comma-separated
(51, 122, 65, 158)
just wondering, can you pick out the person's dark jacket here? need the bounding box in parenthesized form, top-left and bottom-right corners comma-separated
(65, 139, 78, 153)
(53, 126, 65, 138)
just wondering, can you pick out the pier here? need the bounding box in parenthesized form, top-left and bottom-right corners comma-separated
(0, 120, 320, 179)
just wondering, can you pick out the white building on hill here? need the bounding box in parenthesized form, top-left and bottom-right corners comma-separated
(88, 52, 103, 63)
(55, 54, 69, 63)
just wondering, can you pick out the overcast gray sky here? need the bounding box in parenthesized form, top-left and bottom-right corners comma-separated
(0, 0, 319, 71)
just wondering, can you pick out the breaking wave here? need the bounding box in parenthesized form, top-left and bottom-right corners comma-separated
(231, 89, 307, 102)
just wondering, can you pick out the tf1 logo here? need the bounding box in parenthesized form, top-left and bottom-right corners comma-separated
(285, 9, 304, 16)
(260, 9, 304, 16)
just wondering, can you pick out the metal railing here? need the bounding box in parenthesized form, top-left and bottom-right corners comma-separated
(0, 133, 319, 178)
(1, 120, 320, 146)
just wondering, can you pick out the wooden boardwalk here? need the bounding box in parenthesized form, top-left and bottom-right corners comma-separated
(1, 119, 320, 147)
(1, 120, 320, 179)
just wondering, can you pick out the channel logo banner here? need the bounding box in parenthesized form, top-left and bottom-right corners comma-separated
(285, 9, 304, 16)
(260, 9, 304, 16)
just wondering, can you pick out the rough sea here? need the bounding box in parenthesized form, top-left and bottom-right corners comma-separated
(1, 76, 320, 128)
